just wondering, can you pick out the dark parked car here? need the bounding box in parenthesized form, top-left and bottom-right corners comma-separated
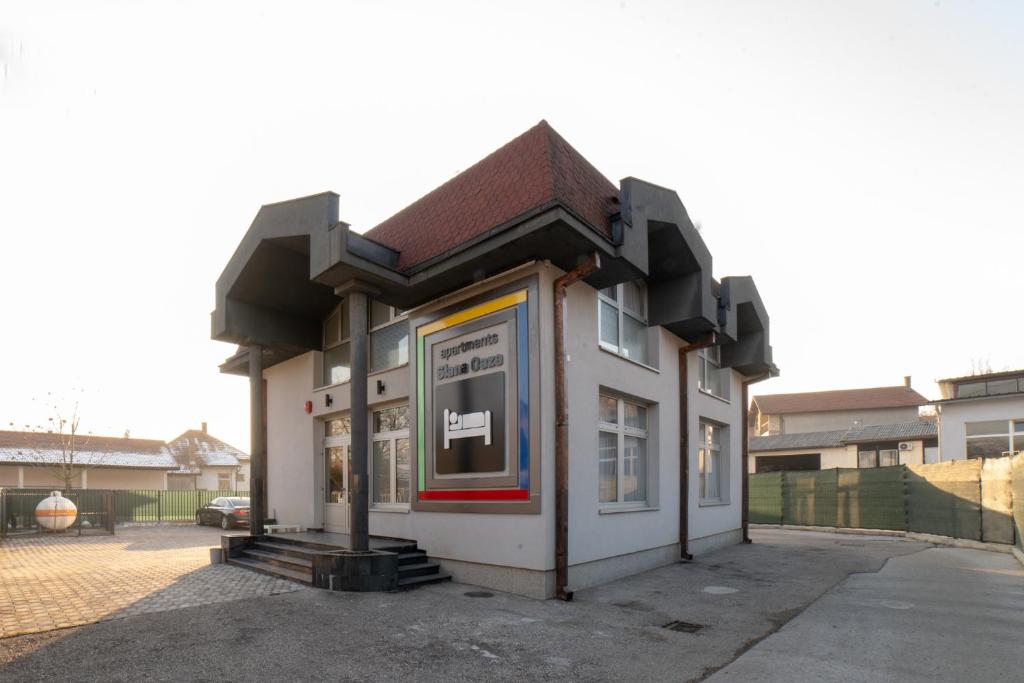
(196, 497, 250, 530)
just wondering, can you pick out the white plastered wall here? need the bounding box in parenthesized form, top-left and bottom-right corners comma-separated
(937, 396, 1024, 461)
(265, 351, 318, 526)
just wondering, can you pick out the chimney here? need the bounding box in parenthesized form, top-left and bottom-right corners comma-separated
(201, 421, 208, 434)
(904, 376, 912, 390)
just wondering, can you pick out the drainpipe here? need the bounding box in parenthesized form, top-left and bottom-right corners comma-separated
(678, 333, 715, 561)
(554, 253, 600, 602)
(741, 371, 773, 544)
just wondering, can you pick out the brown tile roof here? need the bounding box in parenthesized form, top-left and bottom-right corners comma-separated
(753, 386, 929, 415)
(363, 120, 619, 271)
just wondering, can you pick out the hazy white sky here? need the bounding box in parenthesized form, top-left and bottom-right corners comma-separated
(2, 0, 1022, 452)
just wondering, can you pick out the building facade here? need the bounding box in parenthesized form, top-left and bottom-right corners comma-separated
(748, 380, 935, 471)
(211, 122, 777, 598)
(934, 369, 1024, 461)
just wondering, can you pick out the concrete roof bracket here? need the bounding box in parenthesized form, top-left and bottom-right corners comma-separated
(620, 177, 717, 342)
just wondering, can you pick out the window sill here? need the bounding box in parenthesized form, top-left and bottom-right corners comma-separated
(599, 505, 659, 515)
(698, 499, 731, 508)
(368, 362, 409, 378)
(697, 388, 731, 405)
(598, 345, 660, 373)
(370, 505, 410, 514)
(314, 379, 351, 392)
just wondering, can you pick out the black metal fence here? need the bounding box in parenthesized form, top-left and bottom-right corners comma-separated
(0, 488, 249, 539)
(1, 488, 115, 539)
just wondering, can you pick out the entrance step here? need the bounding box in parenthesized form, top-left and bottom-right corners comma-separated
(227, 556, 312, 584)
(225, 534, 449, 591)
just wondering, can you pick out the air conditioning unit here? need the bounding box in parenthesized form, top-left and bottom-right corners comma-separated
(898, 442, 913, 451)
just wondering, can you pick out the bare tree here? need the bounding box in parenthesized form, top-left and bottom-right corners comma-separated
(969, 357, 993, 376)
(8, 393, 102, 493)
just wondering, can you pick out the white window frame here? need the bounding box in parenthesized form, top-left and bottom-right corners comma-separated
(371, 405, 411, 509)
(369, 303, 409, 374)
(324, 415, 351, 505)
(965, 419, 1024, 458)
(597, 281, 649, 365)
(217, 473, 231, 491)
(697, 346, 730, 401)
(598, 394, 650, 508)
(698, 421, 726, 503)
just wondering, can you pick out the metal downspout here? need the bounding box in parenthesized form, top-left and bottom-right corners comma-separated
(678, 334, 715, 561)
(554, 253, 600, 601)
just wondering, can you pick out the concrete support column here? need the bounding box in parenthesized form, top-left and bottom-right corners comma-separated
(249, 343, 266, 536)
(348, 291, 370, 551)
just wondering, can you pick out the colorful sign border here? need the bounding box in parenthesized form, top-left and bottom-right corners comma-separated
(416, 290, 529, 502)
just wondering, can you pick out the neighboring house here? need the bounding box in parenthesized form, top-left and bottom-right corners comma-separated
(211, 120, 777, 599)
(933, 369, 1024, 460)
(748, 378, 935, 471)
(749, 421, 938, 472)
(750, 377, 929, 436)
(0, 431, 177, 490)
(166, 423, 250, 491)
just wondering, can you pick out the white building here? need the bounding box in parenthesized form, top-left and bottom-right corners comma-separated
(934, 369, 1024, 460)
(211, 122, 777, 598)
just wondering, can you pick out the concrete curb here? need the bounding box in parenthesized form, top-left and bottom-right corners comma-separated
(751, 524, 1017, 556)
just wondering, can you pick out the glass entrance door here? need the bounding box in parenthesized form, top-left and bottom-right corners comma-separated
(324, 416, 351, 534)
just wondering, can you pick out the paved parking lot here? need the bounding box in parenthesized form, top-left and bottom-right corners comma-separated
(0, 526, 304, 638)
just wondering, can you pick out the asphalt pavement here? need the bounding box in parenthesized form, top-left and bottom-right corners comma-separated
(710, 545, 1024, 682)
(2, 530, 1019, 682)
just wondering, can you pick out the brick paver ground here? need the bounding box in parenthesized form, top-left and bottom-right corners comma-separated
(0, 525, 305, 638)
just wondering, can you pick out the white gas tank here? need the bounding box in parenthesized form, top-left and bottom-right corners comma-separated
(35, 491, 78, 531)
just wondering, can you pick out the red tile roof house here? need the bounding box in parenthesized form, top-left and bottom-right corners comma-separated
(0, 424, 248, 491)
(748, 378, 936, 472)
(211, 121, 777, 597)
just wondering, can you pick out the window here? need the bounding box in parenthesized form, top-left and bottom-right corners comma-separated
(598, 395, 649, 505)
(956, 376, 1024, 399)
(858, 447, 901, 468)
(372, 406, 410, 505)
(965, 419, 1024, 458)
(598, 281, 648, 364)
(322, 303, 351, 386)
(698, 346, 730, 401)
(699, 422, 725, 502)
(369, 302, 409, 373)
(218, 473, 231, 490)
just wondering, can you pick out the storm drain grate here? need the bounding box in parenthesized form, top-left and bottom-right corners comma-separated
(464, 591, 494, 598)
(662, 620, 704, 633)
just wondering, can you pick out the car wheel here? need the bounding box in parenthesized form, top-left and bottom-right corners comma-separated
(196, 513, 203, 526)
(221, 514, 232, 530)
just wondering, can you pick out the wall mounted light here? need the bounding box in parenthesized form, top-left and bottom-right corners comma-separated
(377, 380, 386, 395)
(325, 393, 333, 407)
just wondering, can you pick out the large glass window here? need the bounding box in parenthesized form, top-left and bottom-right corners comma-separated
(956, 376, 1024, 399)
(966, 419, 1024, 458)
(699, 422, 725, 502)
(322, 303, 350, 386)
(698, 346, 730, 401)
(598, 395, 649, 505)
(372, 406, 411, 505)
(858, 446, 902, 467)
(598, 281, 648, 364)
(369, 302, 409, 373)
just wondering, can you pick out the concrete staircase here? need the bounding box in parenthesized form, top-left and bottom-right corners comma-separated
(226, 535, 451, 590)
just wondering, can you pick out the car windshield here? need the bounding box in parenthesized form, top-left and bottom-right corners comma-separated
(226, 498, 250, 507)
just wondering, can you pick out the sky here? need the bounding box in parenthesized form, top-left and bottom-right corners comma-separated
(1, 0, 1022, 452)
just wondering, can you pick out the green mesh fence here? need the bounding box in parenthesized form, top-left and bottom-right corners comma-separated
(906, 461, 982, 541)
(1012, 454, 1024, 550)
(783, 470, 838, 527)
(749, 472, 783, 524)
(836, 467, 906, 531)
